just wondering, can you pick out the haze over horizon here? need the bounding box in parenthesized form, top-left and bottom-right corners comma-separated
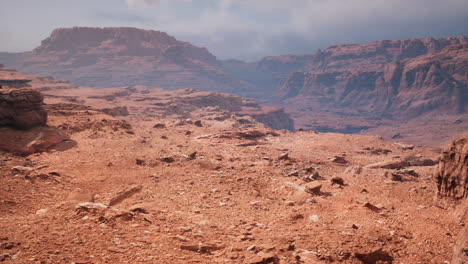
(1, 0, 467, 61)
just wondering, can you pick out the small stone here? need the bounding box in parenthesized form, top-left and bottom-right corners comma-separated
(135, 159, 146, 166)
(108, 185, 143, 206)
(278, 153, 290, 161)
(36, 209, 48, 215)
(364, 202, 381, 212)
(331, 177, 345, 186)
(330, 156, 347, 164)
(159, 156, 174, 163)
(246, 245, 256, 251)
(304, 181, 322, 194)
(309, 215, 320, 222)
(66, 189, 95, 204)
(11, 166, 33, 174)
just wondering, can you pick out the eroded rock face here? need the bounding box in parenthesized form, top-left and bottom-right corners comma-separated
(0, 88, 47, 129)
(435, 135, 468, 201)
(434, 136, 468, 264)
(278, 42, 468, 119)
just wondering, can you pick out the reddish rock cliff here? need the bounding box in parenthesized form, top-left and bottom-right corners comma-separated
(278, 41, 467, 123)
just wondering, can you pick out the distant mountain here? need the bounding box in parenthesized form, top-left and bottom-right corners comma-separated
(0, 27, 254, 94)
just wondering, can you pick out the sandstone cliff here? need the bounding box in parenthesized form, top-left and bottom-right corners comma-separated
(276, 39, 467, 137)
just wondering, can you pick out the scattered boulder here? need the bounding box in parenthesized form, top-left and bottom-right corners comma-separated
(404, 155, 437, 166)
(11, 166, 33, 175)
(159, 156, 175, 163)
(180, 244, 224, 254)
(394, 142, 415, 150)
(355, 249, 394, 264)
(331, 177, 345, 186)
(194, 120, 203, 127)
(248, 252, 279, 264)
(305, 181, 322, 194)
(108, 185, 143, 207)
(66, 189, 95, 204)
(278, 153, 290, 161)
(365, 160, 409, 170)
(101, 106, 129, 117)
(128, 202, 158, 214)
(363, 202, 382, 212)
(135, 159, 146, 166)
(330, 156, 348, 164)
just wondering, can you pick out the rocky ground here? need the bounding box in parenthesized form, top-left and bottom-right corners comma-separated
(0, 87, 464, 264)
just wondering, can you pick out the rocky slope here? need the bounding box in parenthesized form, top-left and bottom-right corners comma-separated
(0, 27, 253, 94)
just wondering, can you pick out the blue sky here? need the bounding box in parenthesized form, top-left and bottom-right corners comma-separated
(1, 0, 467, 60)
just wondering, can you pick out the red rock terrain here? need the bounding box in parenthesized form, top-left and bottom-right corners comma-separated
(1, 29, 466, 147)
(0, 68, 466, 263)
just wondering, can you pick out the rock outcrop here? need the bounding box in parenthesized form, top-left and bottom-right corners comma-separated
(0, 88, 47, 129)
(435, 135, 468, 201)
(0, 27, 253, 94)
(434, 135, 468, 264)
(0, 70, 73, 155)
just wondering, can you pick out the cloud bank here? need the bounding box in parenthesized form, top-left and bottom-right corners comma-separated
(122, 0, 468, 60)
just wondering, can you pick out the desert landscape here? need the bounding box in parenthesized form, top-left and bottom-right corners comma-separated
(0, 1, 467, 263)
